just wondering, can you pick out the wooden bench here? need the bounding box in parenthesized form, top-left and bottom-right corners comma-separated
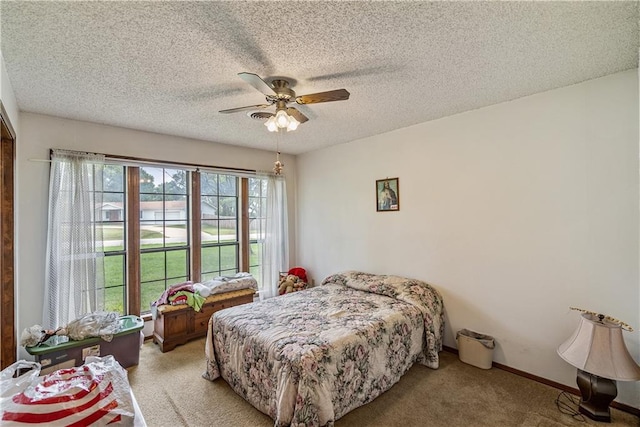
(152, 288, 255, 352)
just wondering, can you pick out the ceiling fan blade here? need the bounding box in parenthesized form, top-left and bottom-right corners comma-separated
(219, 104, 271, 114)
(286, 107, 309, 124)
(238, 72, 276, 95)
(295, 89, 350, 105)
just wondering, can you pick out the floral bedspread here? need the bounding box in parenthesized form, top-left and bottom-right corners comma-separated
(203, 271, 444, 427)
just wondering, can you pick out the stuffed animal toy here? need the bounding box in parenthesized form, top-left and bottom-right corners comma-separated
(278, 273, 308, 295)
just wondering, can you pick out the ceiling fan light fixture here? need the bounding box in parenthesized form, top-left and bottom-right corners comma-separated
(286, 116, 299, 132)
(264, 116, 278, 132)
(222, 72, 348, 132)
(264, 109, 299, 132)
(275, 109, 290, 128)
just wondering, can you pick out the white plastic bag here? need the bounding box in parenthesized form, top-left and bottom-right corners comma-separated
(0, 361, 41, 399)
(1, 355, 134, 426)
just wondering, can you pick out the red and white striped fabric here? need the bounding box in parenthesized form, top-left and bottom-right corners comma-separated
(1, 356, 134, 426)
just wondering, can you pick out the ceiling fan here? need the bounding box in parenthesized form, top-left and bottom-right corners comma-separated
(219, 72, 350, 131)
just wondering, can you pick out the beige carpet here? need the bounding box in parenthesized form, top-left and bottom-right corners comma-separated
(127, 338, 639, 427)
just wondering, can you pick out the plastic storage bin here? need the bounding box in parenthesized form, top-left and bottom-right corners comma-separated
(456, 329, 495, 369)
(26, 315, 144, 375)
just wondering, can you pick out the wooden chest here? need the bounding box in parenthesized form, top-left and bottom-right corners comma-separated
(152, 288, 255, 353)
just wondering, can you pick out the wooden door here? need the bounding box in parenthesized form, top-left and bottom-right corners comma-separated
(0, 102, 16, 369)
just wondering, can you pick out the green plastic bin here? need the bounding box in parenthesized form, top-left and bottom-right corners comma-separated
(26, 315, 144, 375)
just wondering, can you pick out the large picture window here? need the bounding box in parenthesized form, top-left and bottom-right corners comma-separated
(95, 160, 263, 316)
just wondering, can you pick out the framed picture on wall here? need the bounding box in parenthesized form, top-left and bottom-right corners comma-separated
(376, 178, 399, 212)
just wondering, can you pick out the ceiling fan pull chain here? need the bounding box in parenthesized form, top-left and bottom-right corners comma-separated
(273, 131, 284, 175)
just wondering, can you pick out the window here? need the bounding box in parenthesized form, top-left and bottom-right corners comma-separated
(139, 167, 190, 313)
(96, 164, 126, 315)
(200, 172, 239, 281)
(248, 177, 267, 282)
(95, 160, 263, 316)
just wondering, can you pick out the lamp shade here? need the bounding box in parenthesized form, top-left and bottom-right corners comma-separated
(558, 313, 640, 381)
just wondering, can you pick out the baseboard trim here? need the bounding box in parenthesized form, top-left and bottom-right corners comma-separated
(442, 345, 640, 418)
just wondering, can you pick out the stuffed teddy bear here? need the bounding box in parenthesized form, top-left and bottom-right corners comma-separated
(278, 274, 308, 295)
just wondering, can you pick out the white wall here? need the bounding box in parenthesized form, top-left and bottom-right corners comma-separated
(16, 113, 297, 358)
(296, 70, 640, 407)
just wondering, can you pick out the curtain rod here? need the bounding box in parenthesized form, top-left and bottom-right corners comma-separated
(29, 148, 279, 177)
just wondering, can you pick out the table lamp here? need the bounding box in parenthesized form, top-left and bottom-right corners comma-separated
(557, 310, 640, 422)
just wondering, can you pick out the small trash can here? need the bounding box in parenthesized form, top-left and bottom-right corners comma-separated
(456, 329, 495, 369)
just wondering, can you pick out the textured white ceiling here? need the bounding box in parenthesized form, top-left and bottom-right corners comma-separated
(1, 1, 638, 155)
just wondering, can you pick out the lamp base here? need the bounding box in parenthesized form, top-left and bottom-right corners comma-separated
(576, 369, 617, 423)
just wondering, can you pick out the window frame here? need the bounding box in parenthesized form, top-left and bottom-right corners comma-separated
(93, 156, 262, 317)
(137, 166, 191, 314)
(94, 163, 127, 315)
(198, 171, 241, 282)
(247, 177, 267, 281)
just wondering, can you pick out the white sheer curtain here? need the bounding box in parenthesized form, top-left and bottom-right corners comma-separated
(43, 150, 106, 329)
(259, 174, 289, 300)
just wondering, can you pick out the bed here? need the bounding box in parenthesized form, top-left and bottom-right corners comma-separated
(203, 271, 444, 426)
